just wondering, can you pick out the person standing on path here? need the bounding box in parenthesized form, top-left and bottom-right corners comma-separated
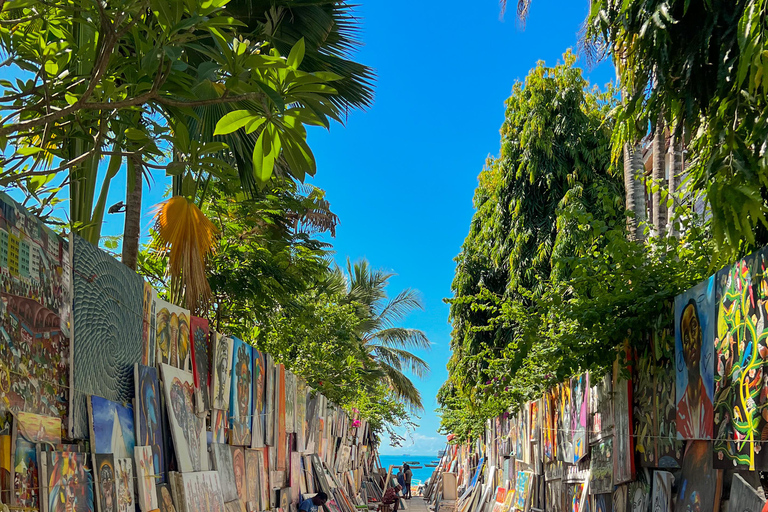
(403, 464, 412, 499)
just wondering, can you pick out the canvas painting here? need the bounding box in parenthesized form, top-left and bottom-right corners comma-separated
(15, 412, 61, 444)
(212, 409, 227, 443)
(276, 364, 287, 471)
(231, 446, 246, 504)
(190, 316, 211, 412)
(673, 441, 721, 512)
(729, 473, 765, 512)
(11, 429, 37, 509)
(278, 487, 291, 510)
(257, 449, 269, 510)
(251, 350, 265, 449)
(589, 438, 613, 495)
(651, 471, 673, 512)
(634, 331, 682, 469)
(0, 192, 71, 429)
(245, 450, 260, 511)
(612, 485, 628, 512)
(212, 333, 234, 411)
(212, 443, 239, 503)
(180, 471, 225, 512)
(566, 483, 585, 512)
(589, 373, 613, 443)
(141, 283, 156, 367)
(134, 364, 165, 483)
(514, 471, 532, 510)
(546, 479, 563, 512)
(593, 494, 612, 512)
(290, 452, 300, 505)
(543, 388, 557, 462)
(613, 358, 634, 484)
(155, 297, 191, 371)
(160, 364, 207, 472)
(135, 445, 158, 512)
(627, 480, 650, 512)
(71, 234, 142, 439)
(87, 395, 135, 459)
(285, 371, 295, 434)
(115, 458, 134, 512)
(47, 451, 93, 512)
(571, 374, 589, 462)
(295, 378, 307, 452)
(675, 276, 715, 440)
(557, 381, 574, 463)
(157, 483, 177, 512)
(229, 337, 252, 446)
(265, 355, 275, 446)
(714, 248, 768, 470)
(94, 454, 118, 512)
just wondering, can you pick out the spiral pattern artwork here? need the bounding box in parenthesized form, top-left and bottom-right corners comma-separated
(70, 235, 143, 439)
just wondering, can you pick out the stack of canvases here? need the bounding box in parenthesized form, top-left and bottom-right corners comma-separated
(0, 192, 380, 512)
(445, 247, 768, 512)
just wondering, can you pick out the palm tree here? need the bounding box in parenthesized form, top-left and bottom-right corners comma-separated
(337, 259, 431, 411)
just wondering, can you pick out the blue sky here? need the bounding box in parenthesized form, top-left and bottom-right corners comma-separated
(6, 0, 615, 455)
(303, 0, 615, 454)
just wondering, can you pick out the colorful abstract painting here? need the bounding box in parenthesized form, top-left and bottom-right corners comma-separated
(156, 297, 191, 371)
(634, 330, 682, 469)
(557, 381, 574, 463)
(212, 333, 233, 411)
(11, 433, 37, 509)
(180, 471, 225, 512)
(544, 388, 557, 462)
(566, 483, 585, 512)
(94, 454, 117, 512)
(593, 494, 612, 512)
(15, 411, 61, 444)
(265, 354, 275, 446)
(211, 443, 238, 502)
(115, 458, 134, 512)
(589, 438, 613, 495)
(87, 395, 135, 459)
(160, 364, 206, 472)
(0, 192, 71, 431)
(71, 234, 142, 440)
(673, 441, 721, 512)
(229, 337, 252, 446)
(514, 471, 532, 510)
(141, 283, 156, 367)
(134, 445, 158, 512)
(212, 409, 227, 443)
(134, 364, 165, 483)
(571, 373, 589, 462)
(675, 276, 715, 440)
(48, 452, 92, 512)
(589, 373, 613, 443)
(714, 248, 768, 470)
(613, 358, 634, 484)
(190, 316, 211, 412)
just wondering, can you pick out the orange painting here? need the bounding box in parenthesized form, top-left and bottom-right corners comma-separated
(16, 411, 61, 445)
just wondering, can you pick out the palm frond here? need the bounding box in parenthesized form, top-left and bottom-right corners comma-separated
(375, 288, 424, 327)
(378, 361, 423, 411)
(371, 345, 429, 379)
(369, 328, 431, 351)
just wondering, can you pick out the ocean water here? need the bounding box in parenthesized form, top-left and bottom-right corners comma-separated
(378, 454, 443, 485)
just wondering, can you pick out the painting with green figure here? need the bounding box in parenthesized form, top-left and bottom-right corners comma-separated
(713, 247, 768, 470)
(633, 330, 682, 468)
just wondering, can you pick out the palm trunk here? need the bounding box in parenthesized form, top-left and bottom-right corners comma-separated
(666, 132, 683, 237)
(624, 143, 646, 241)
(122, 157, 142, 270)
(652, 117, 667, 236)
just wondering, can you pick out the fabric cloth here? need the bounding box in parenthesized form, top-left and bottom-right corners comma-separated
(300, 498, 319, 512)
(382, 488, 399, 505)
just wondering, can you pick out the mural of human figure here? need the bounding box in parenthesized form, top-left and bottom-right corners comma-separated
(677, 299, 714, 439)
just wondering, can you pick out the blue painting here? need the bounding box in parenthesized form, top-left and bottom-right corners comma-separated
(88, 395, 135, 457)
(674, 275, 715, 440)
(229, 337, 252, 446)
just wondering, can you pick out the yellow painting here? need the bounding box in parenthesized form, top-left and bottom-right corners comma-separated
(15, 411, 61, 445)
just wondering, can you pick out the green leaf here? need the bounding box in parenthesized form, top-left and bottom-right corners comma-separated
(255, 81, 286, 112)
(214, 110, 257, 135)
(287, 38, 306, 70)
(253, 124, 280, 182)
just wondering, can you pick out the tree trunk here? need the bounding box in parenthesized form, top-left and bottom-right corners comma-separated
(666, 132, 683, 237)
(624, 143, 646, 241)
(122, 157, 142, 270)
(652, 117, 667, 236)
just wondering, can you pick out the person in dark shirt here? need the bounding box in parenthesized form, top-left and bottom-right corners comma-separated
(299, 492, 328, 512)
(403, 465, 412, 499)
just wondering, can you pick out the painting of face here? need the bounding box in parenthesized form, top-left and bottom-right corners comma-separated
(115, 458, 134, 512)
(48, 452, 93, 512)
(156, 300, 191, 371)
(230, 338, 252, 446)
(211, 333, 233, 411)
(231, 446, 246, 502)
(95, 455, 117, 512)
(675, 276, 715, 441)
(161, 364, 206, 472)
(135, 364, 164, 482)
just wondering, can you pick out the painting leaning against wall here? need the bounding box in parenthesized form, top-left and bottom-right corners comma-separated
(0, 192, 71, 432)
(714, 247, 768, 470)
